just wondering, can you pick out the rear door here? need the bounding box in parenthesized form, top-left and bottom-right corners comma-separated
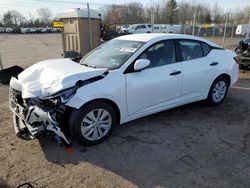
(177, 39, 216, 99)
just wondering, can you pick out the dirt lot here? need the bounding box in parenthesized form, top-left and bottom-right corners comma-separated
(0, 34, 250, 188)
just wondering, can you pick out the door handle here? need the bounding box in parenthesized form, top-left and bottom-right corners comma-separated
(169, 71, 181, 76)
(210, 62, 219, 66)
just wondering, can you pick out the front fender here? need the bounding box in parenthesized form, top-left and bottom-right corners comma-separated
(66, 94, 121, 110)
(65, 70, 128, 121)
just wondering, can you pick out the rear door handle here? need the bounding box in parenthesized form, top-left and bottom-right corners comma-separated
(169, 71, 181, 76)
(210, 62, 219, 66)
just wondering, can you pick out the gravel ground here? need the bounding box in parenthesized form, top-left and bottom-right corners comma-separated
(0, 34, 250, 188)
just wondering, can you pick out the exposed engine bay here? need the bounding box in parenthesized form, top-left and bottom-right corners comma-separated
(10, 87, 71, 146)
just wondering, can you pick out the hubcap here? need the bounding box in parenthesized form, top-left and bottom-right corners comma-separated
(81, 109, 112, 141)
(212, 80, 227, 103)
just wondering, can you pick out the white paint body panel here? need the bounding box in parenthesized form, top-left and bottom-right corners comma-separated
(12, 34, 239, 125)
(14, 58, 107, 98)
(125, 63, 182, 115)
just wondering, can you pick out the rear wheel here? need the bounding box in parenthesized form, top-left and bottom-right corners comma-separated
(69, 101, 117, 145)
(207, 76, 229, 105)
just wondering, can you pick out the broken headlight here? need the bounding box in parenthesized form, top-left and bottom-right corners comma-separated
(45, 86, 77, 103)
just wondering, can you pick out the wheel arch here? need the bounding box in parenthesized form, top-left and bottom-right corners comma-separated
(78, 98, 121, 125)
(217, 73, 231, 86)
(207, 73, 231, 98)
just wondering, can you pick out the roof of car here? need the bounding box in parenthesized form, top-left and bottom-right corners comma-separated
(116, 33, 221, 47)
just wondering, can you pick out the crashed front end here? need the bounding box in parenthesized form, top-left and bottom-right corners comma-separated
(9, 78, 73, 146)
(8, 58, 109, 146)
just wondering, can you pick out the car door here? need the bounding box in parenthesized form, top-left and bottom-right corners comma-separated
(125, 40, 182, 115)
(177, 39, 216, 99)
(140, 25, 147, 33)
(134, 25, 141, 33)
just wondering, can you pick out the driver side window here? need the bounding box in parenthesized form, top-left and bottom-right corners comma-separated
(138, 40, 176, 68)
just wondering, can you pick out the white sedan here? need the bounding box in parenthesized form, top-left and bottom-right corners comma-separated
(9, 34, 239, 146)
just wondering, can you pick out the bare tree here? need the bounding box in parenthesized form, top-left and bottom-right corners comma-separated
(37, 8, 52, 24)
(3, 10, 25, 27)
(211, 3, 224, 24)
(11, 10, 25, 26)
(178, 0, 193, 25)
(103, 3, 144, 25)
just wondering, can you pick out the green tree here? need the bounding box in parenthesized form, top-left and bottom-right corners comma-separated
(166, 0, 178, 24)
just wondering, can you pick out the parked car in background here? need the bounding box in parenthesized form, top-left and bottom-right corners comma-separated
(163, 24, 182, 34)
(0, 27, 5, 33)
(21, 28, 31, 34)
(119, 25, 130, 34)
(5, 28, 13, 33)
(235, 38, 250, 69)
(9, 34, 239, 146)
(121, 25, 135, 34)
(123, 24, 152, 34)
(152, 24, 166, 33)
(12, 28, 22, 34)
(236, 24, 250, 37)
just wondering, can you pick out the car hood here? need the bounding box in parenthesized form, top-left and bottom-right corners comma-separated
(11, 58, 107, 98)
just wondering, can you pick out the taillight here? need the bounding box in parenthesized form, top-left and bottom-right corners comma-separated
(234, 55, 240, 64)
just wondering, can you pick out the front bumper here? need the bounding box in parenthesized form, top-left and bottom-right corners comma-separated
(9, 87, 70, 146)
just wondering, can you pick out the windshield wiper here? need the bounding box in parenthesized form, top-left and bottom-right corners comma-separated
(81, 63, 97, 68)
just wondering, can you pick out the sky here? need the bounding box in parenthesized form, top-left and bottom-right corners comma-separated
(1, 0, 250, 19)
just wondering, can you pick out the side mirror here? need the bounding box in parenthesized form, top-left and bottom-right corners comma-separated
(134, 59, 150, 71)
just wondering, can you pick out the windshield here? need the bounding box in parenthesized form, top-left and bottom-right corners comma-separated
(80, 40, 145, 70)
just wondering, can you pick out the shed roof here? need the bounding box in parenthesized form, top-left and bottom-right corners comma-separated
(60, 8, 100, 19)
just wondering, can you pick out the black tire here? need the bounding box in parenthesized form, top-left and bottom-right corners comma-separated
(207, 76, 229, 106)
(69, 101, 117, 146)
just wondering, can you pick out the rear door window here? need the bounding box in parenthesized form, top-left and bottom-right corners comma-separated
(178, 40, 203, 61)
(201, 42, 211, 56)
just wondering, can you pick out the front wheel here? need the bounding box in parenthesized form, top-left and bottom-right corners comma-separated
(69, 101, 117, 146)
(207, 76, 229, 105)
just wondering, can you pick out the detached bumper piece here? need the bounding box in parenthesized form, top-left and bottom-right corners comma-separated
(9, 88, 71, 146)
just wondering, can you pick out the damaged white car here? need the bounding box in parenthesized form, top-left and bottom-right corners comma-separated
(9, 34, 239, 146)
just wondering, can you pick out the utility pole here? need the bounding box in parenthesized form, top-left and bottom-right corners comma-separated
(87, 3, 93, 50)
(222, 13, 229, 48)
(151, 0, 154, 33)
(231, 23, 234, 39)
(192, 13, 196, 36)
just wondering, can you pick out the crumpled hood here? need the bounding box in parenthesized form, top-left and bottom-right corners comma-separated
(11, 58, 107, 98)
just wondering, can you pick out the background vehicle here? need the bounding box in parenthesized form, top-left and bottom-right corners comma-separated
(236, 24, 250, 37)
(163, 24, 182, 34)
(9, 34, 239, 146)
(235, 38, 250, 69)
(152, 24, 166, 33)
(0, 27, 5, 33)
(123, 24, 152, 34)
(5, 28, 13, 33)
(101, 24, 118, 41)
